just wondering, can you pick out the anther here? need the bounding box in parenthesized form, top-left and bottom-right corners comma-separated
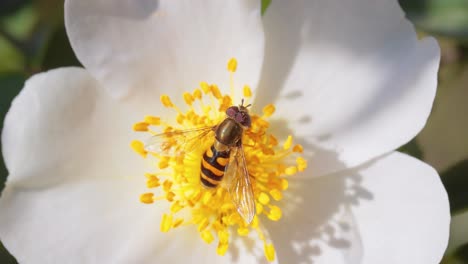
(133, 122, 149, 132)
(227, 58, 238, 72)
(243, 85, 252, 98)
(262, 104, 276, 117)
(140, 193, 154, 204)
(161, 95, 174, 108)
(130, 140, 147, 158)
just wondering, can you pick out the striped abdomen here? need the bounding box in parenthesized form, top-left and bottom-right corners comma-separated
(200, 144, 230, 188)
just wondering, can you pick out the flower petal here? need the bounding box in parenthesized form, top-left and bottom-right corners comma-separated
(0, 180, 270, 263)
(65, 0, 264, 102)
(0, 68, 270, 263)
(259, 0, 440, 176)
(266, 152, 449, 264)
(1, 67, 144, 185)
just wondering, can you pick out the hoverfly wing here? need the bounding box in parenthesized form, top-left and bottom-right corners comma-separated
(225, 142, 256, 224)
(145, 126, 215, 156)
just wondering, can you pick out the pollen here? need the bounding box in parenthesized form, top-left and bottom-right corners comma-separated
(132, 58, 306, 262)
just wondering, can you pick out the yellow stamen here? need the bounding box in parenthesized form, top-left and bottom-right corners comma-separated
(293, 144, 304, 153)
(130, 140, 147, 158)
(173, 218, 184, 228)
(144, 116, 161, 125)
(160, 214, 173, 232)
(193, 89, 202, 100)
(262, 104, 276, 117)
(243, 85, 252, 98)
(269, 189, 283, 201)
(211, 85, 222, 99)
(146, 174, 160, 188)
(183, 92, 194, 106)
(297, 156, 308, 172)
(283, 135, 293, 150)
(200, 82, 210, 93)
(201, 230, 214, 244)
(140, 193, 154, 204)
(132, 58, 307, 262)
(170, 201, 184, 213)
(258, 192, 270, 205)
(158, 159, 169, 169)
(237, 227, 249, 236)
(133, 122, 149, 132)
(160, 95, 174, 108)
(217, 243, 229, 256)
(227, 58, 237, 72)
(285, 166, 298, 175)
(267, 205, 282, 221)
(280, 179, 289, 190)
(264, 243, 276, 262)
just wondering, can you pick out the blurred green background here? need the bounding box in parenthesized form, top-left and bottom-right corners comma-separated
(0, 0, 468, 263)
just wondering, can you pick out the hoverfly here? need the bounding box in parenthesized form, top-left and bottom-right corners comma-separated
(145, 100, 256, 224)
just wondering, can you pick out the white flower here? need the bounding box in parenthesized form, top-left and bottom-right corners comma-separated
(0, 0, 449, 263)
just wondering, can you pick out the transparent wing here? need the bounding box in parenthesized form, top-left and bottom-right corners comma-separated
(225, 142, 256, 224)
(145, 126, 215, 156)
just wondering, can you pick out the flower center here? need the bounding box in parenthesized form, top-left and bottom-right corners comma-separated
(131, 58, 307, 262)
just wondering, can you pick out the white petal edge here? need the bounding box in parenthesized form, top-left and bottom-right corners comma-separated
(65, 0, 264, 105)
(0, 179, 272, 263)
(1, 67, 145, 185)
(418, 70, 468, 171)
(265, 152, 449, 264)
(258, 0, 440, 177)
(0, 68, 271, 263)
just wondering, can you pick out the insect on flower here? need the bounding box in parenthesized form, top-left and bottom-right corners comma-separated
(145, 99, 256, 224)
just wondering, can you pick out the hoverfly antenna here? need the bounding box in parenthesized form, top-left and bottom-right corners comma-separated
(240, 98, 252, 109)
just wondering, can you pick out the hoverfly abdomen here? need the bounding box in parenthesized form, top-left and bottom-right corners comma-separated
(200, 145, 230, 188)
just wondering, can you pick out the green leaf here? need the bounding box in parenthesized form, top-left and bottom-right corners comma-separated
(0, 35, 25, 73)
(441, 159, 468, 214)
(261, 0, 272, 16)
(399, 0, 468, 39)
(0, 0, 30, 17)
(453, 242, 468, 263)
(0, 242, 17, 264)
(0, 73, 25, 188)
(398, 138, 424, 160)
(41, 24, 81, 70)
(0, 73, 24, 264)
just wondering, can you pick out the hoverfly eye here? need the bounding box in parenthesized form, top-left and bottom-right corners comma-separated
(226, 106, 239, 118)
(235, 113, 244, 123)
(241, 114, 252, 128)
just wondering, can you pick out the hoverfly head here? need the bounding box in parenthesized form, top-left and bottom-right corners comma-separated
(226, 99, 252, 128)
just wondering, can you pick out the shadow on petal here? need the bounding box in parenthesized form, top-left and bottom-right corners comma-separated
(254, 0, 438, 151)
(265, 148, 375, 264)
(259, 119, 374, 263)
